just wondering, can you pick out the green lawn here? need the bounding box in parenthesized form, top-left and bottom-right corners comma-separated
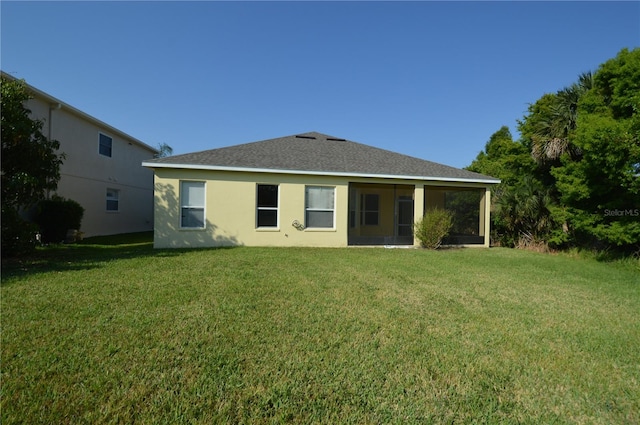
(2, 234, 639, 424)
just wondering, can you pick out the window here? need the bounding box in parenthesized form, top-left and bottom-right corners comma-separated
(305, 186, 335, 228)
(106, 188, 119, 211)
(360, 194, 379, 225)
(99, 133, 112, 157)
(256, 184, 278, 228)
(180, 181, 205, 228)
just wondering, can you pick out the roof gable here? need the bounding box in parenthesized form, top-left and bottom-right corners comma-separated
(144, 132, 499, 183)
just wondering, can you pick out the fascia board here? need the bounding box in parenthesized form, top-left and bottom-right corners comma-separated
(141, 162, 501, 185)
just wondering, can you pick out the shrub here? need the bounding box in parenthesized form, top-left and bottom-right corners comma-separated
(35, 196, 85, 244)
(1, 208, 40, 257)
(414, 208, 454, 249)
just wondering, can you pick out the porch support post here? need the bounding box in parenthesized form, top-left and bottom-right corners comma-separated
(413, 184, 425, 247)
(482, 187, 491, 248)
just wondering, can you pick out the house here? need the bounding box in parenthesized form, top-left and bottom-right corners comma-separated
(143, 132, 500, 248)
(2, 72, 159, 237)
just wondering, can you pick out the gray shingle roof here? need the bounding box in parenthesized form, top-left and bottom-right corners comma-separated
(144, 132, 499, 183)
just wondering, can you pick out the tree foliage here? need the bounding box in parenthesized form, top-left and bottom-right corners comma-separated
(471, 48, 639, 252)
(527, 72, 593, 164)
(467, 126, 535, 187)
(1, 76, 65, 256)
(551, 49, 640, 248)
(154, 142, 173, 158)
(494, 177, 555, 247)
(1, 77, 64, 209)
(467, 126, 545, 246)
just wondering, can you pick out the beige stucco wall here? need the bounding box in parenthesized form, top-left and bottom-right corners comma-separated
(27, 95, 156, 237)
(152, 169, 349, 248)
(151, 169, 494, 249)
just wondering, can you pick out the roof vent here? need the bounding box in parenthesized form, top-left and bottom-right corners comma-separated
(326, 137, 346, 142)
(295, 135, 317, 140)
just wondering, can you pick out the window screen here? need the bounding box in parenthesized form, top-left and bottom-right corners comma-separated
(99, 133, 112, 157)
(181, 181, 205, 228)
(257, 184, 278, 227)
(305, 186, 335, 228)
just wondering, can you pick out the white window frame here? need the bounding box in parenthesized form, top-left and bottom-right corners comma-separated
(305, 185, 336, 229)
(106, 188, 119, 212)
(180, 181, 206, 229)
(256, 184, 279, 229)
(99, 133, 113, 157)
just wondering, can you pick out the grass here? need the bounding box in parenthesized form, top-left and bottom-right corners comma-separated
(2, 234, 639, 424)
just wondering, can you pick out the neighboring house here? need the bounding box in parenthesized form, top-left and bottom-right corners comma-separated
(3, 72, 159, 237)
(143, 132, 500, 248)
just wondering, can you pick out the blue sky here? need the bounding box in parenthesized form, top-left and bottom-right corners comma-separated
(2, 1, 638, 169)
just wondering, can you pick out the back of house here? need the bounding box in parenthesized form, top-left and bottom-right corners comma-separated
(143, 132, 500, 248)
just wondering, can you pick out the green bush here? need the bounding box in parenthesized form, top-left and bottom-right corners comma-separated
(1, 208, 39, 257)
(414, 208, 454, 249)
(35, 196, 84, 244)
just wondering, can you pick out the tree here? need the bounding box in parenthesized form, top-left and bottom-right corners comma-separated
(468, 49, 639, 253)
(551, 49, 640, 249)
(154, 142, 173, 158)
(467, 126, 535, 186)
(494, 176, 555, 248)
(1, 77, 64, 210)
(467, 127, 545, 246)
(1, 76, 65, 255)
(592, 48, 640, 120)
(521, 72, 593, 164)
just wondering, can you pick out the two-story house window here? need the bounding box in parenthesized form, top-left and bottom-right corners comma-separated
(106, 189, 119, 211)
(99, 133, 112, 157)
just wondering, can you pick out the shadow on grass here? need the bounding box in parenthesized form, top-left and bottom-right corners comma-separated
(1, 231, 237, 284)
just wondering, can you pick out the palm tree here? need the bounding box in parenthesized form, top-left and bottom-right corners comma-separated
(154, 142, 173, 158)
(531, 71, 593, 163)
(495, 176, 553, 246)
